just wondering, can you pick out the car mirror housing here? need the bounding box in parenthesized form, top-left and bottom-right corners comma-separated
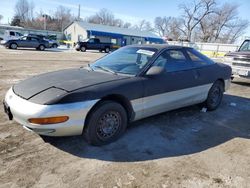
(145, 66, 165, 77)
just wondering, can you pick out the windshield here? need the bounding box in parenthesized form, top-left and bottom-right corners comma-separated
(239, 40, 250, 51)
(90, 47, 157, 75)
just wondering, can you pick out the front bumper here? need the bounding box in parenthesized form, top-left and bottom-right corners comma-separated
(223, 59, 250, 78)
(4, 88, 98, 136)
(75, 44, 81, 51)
(231, 67, 250, 78)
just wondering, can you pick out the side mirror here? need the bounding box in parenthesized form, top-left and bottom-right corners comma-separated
(145, 66, 165, 77)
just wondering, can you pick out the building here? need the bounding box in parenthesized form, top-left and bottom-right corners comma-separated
(64, 21, 165, 47)
(0, 24, 64, 40)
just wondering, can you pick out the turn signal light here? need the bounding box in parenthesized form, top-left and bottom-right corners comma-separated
(28, 116, 69, 125)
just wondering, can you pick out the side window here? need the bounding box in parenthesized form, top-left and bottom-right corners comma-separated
(88, 39, 94, 43)
(10, 31, 15, 36)
(153, 49, 192, 72)
(239, 40, 250, 51)
(186, 48, 214, 67)
(31, 37, 38, 41)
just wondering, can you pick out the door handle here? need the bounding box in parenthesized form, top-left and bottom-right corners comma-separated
(193, 70, 200, 79)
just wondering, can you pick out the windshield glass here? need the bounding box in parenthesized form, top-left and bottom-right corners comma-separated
(90, 47, 157, 75)
(239, 40, 250, 51)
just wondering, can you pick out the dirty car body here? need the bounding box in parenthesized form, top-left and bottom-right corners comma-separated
(3, 45, 232, 145)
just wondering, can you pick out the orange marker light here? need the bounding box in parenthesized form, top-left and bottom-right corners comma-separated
(28, 116, 69, 125)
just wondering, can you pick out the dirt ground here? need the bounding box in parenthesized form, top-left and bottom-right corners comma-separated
(0, 46, 250, 188)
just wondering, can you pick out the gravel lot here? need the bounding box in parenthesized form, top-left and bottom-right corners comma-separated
(0, 47, 250, 188)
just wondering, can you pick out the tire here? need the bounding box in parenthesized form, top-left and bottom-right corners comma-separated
(80, 46, 86, 52)
(39, 45, 45, 51)
(105, 47, 110, 53)
(205, 80, 224, 111)
(52, 44, 58, 48)
(84, 101, 127, 146)
(10, 43, 17, 49)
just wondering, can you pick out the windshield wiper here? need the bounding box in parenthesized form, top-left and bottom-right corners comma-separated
(87, 63, 94, 71)
(93, 65, 117, 75)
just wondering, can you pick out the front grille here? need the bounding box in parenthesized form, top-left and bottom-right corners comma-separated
(232, 62, 250, 68)
(233, 57, 250, 62)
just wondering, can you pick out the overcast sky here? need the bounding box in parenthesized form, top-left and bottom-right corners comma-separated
(1, 0, 250, 37)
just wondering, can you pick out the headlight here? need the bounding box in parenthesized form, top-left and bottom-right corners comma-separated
(223, 56, 234, 64)
(0, 40, 6, 44)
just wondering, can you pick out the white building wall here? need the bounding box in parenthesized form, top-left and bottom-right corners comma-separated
(64, 22, 88, 43)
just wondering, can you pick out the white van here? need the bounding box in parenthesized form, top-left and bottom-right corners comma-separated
(0, 30, 23, 44)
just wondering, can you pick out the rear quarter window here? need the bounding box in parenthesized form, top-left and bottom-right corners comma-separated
(186, 48, 214, 67)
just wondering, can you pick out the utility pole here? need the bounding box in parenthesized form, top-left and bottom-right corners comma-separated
(78, 4, 81, 21)
(43, 14, 47, 30)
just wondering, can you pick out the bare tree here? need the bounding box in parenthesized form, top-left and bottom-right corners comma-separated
(154, 16, 182, 40)
(54, 6, 74, 31)
(123, 22, 132, 28)
(198, 3, 249, 43)
(86, 9, 132, 28)
(212, 3, 239, 41)
(154, 17, 171, 37)
(86, 9, 135, 29)
(134, 20, 154, 32)
(14, 0, 34, 22)
(179, 0, 216, 41)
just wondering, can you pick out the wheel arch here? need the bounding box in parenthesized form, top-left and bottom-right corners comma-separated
(216, 78, 225, 91)
(84, 94, 135, 131)
(10, 42, 18, 47)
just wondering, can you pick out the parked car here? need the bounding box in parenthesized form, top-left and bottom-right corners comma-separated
(223, 39, 250, 79)
(3, 45, 231, 145)
(0, 30, 23, 44)
(2, 36, 50, 50)
(75, 38, 113, 53)
(27, 34, 59, 48)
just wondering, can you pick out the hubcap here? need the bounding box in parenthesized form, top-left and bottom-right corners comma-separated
(11, 44, 17, 49)
(210, 87, 221, 106)
(97, 111, 121, 140)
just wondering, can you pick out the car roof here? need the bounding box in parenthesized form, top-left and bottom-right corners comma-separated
(127, 44, 192, 50)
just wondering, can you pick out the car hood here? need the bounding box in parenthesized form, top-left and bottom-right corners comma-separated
(13, 68, 129, 100)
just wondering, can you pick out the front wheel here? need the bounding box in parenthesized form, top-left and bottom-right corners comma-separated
(80, 46, 86, 52)
(84, 101, 127, 146)
(205, 80, 224, 111)
(10, 43, 17, 49)
(105, 47, 110, 53)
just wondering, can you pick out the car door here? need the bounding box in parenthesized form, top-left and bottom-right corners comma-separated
(18, 36, 29, 47)
(29, 37, 39, 48)
(140, 49, 199, 118)
(185, 48, 217, 101)
(87, 38, 96, 49)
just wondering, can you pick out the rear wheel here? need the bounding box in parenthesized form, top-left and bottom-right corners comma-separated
(52, 44, 58, 48)
(205, 80, 224, 111)
(38, 45, 45, 51)
(84, 101, 127, 146)
(10, 43, 17, 49)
